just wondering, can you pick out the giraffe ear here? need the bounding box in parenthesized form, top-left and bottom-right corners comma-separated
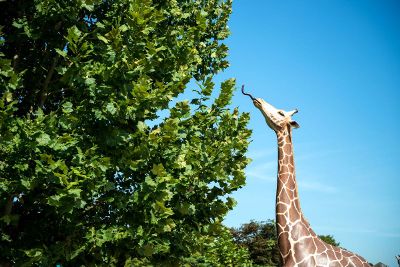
(290, 120, 300, 128)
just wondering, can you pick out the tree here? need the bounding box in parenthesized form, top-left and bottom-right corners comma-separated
(231, 220, 342, 267)
(0, 0, 252, 265)
(231, 220, 281, 267)
(319, 235, 340, 247)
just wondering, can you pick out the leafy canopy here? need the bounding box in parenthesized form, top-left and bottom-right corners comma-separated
(0, 0, 252, 265)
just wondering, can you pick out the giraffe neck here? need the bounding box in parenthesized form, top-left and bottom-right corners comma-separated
(269, 125, 369, 266)
(275, 125, 315, 262)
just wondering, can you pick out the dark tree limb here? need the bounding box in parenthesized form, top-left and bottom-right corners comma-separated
(40, 54, 59, 108)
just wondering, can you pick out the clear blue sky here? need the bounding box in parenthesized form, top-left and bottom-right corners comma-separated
(217, 1, 400, 266)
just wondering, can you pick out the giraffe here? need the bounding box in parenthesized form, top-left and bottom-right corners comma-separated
(242, 86, 370, 267)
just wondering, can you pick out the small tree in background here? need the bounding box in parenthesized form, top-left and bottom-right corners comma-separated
(231, 220, 342, 267)
(319, 235, 340, 247)
(231, 220, 281, 266)
(0, 0, 252, 265)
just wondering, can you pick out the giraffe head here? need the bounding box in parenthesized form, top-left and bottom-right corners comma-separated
(241, 85, 299, 133)
(253, 98, 300, 132)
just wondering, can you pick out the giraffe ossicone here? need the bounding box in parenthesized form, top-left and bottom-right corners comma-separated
(244, 86, 370, 267)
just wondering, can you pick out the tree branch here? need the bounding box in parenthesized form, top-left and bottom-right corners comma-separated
(40, 54, 59, 108)
(3, 194, 18, 216)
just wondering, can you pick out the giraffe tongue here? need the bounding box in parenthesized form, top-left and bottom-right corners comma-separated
(241, 85, 256, 101)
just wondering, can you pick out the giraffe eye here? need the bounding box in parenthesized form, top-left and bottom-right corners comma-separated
(277, 111, 285, 116)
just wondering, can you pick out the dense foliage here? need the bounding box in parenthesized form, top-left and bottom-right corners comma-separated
(181, 227, 252, 267)
(0, 0, 252, 265)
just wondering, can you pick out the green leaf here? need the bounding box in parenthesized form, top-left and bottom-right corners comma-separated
(145, 176, 157, 187)
(178, 202, 196, 215)
(142, 244, 154, 257)
(137, 121, 147, 132)
(67, 25, 82, 43)
(85, 77, 96, 87)
(119, 24, 129, 32)
(55, 48, 67, 57)
(5, 92, 12, 102)
(1, 233, 11, 242)
(106, 102, 116, 115)
(36, 133, 51, 146)
(62, 102, 73, 113)
(97, 34, 109, 44)
(151, 163, 166, 177)
(68, 188, 82, 197)
(69, 244, 86, 260)
(96, 21, 105, 28)
(12, 20, 24, 29)
(24, 248, 43, 258)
